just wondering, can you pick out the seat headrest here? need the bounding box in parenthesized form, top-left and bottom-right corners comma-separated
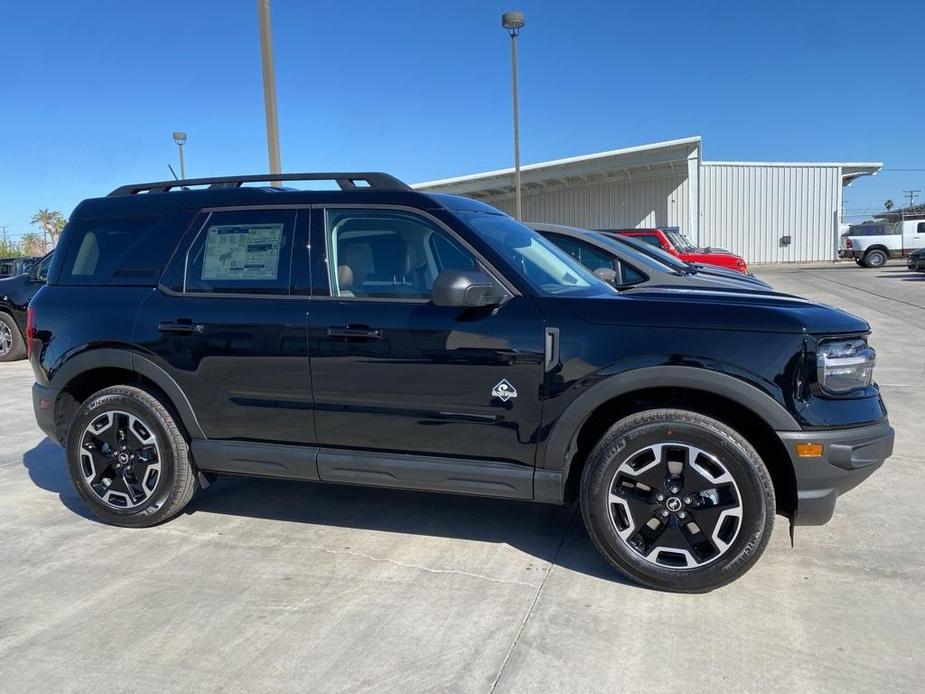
(337, 264, 354, 290)
(401, 241, 426, 277)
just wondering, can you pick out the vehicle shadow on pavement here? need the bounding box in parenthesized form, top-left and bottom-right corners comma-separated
(22, 437, 97, 521)
(877, 270, 925, 282)
(21, 437, 631, 585)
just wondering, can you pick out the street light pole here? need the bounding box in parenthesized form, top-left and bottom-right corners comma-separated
(257, 0, 282, 183)
(502, 11, 526, 220)
(172, 131, 188, 179)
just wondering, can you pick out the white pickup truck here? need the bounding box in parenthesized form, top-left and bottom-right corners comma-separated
(839, 220, 925, 267)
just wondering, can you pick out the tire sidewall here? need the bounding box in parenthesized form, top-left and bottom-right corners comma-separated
(66, 389, 184, 526)
(0, 313, 24, 362)
(582, 414, 773, 592)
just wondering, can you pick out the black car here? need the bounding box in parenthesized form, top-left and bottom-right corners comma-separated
(28, 172, 893, 592)
(0, 253, 52, 361)
(533, 223, 773, 293)
(908, 247, 925, 272)
(0, 257, 38, 279)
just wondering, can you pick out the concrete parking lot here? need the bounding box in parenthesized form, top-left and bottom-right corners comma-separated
(0, 262, 922, 693)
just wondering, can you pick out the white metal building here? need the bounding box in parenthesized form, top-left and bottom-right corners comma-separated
(414, 136, 882, 263)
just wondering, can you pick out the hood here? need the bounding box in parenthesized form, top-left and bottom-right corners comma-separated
(643, 272, 771, 294)
(564, 287, 870, 335)
(690, 265, 769, 286)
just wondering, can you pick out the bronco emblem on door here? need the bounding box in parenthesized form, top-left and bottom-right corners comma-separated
(491, 379, 517, 402)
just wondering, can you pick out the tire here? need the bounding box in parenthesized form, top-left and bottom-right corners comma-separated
(66, 385, 197, 527)
(0, 312, 25, 362)
(580, 409, 774, 592)
(861, 249, 888, 268)
(854, 258, 864, 266)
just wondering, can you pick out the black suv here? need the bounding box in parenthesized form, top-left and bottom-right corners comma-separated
(29, 173, 893, 592)
(0, 252, 53, 361)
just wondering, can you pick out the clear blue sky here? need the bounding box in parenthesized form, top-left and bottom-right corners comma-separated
(1, 0, 922, 241)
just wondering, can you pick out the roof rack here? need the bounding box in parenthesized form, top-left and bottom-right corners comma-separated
(108, 172, 411, 196)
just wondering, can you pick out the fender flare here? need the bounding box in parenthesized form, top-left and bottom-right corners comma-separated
(540, 365, 800, 479)
(49, 348, 206, 440)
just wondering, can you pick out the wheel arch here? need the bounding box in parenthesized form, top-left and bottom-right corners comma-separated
(541, 367, 799, 519)
(50, 348, 206, 442)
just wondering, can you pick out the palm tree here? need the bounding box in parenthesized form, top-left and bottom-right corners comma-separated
(30, 209, 66, 252)
(884, 199, 894, 211)
(20, 232, 45, 256)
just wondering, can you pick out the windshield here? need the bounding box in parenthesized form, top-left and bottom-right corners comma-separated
(666, 230, 696, 252)
(611, 234, 693, 272)
(462, 213, 615, 296)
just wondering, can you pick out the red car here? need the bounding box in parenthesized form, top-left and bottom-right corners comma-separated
(601, 228, 749, 273)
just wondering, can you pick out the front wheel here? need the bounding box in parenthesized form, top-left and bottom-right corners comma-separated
(66, 385, 198, 527)
(580, 409, 775, 592)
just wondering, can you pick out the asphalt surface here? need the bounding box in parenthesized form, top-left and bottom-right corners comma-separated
(0, 261, 922, 693)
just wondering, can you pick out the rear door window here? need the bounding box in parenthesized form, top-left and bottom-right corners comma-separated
(183, 209, 296, 295)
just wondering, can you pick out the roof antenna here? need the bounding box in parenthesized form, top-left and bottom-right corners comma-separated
(168, 164, 180, 180)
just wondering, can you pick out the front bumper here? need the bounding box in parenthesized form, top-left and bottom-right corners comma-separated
(32, 382, 63, 445)
(777, 420, 893, 525)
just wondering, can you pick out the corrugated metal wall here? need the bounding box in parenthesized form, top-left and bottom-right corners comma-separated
(486, 173, 690, 231)
(701, 163, 840, 263)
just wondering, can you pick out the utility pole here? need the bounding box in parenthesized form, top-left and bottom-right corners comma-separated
(172, 132, 188, 179)
(257, 0, 282, 184)
(502, 11, 526, 221)
(903, 188, 920, 209)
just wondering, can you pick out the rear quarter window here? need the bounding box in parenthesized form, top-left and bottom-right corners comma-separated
(54, 211, 195, 286)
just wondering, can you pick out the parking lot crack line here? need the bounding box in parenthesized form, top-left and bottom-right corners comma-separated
(316, 547, 541, 588)
(488, 504, 578, 694)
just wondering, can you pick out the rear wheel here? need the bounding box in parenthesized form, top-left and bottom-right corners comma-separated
(0, 313, 25, 362)
(66, 385, 197, 527)
(861, 249, 888, 268)
(580, 409, 774, 592)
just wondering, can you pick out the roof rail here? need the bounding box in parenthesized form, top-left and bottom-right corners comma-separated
(108, 172, 411, 196)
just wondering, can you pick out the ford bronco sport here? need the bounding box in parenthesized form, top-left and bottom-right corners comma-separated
(28, 172, 893, 592)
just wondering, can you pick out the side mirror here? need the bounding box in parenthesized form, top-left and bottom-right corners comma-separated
(432, 270, 502, 308)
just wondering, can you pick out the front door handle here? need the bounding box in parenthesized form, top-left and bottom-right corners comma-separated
(327, 325, 383, 340)
(158, 320, 204, 334)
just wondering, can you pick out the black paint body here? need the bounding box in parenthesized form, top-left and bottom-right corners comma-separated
(28, 185, 892, 525)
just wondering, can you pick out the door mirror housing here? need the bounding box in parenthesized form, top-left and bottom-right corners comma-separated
(432, 270, 502, 308)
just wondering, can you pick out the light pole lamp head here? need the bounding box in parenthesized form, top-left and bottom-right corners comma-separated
(502, 11, 525, 36)
(172, 131, 188, 145)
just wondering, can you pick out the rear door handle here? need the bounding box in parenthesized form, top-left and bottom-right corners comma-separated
(327, 325, 383, 340)
(158, 320, 204, 334)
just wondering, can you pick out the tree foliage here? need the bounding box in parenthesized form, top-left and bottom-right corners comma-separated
(19, 232, 46, 256)
(30, 209, 67, 253)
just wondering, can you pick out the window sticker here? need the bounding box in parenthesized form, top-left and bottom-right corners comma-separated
(201, 223, 283, 281)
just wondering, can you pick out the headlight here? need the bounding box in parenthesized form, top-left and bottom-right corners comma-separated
(816, 338, 875, 394)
